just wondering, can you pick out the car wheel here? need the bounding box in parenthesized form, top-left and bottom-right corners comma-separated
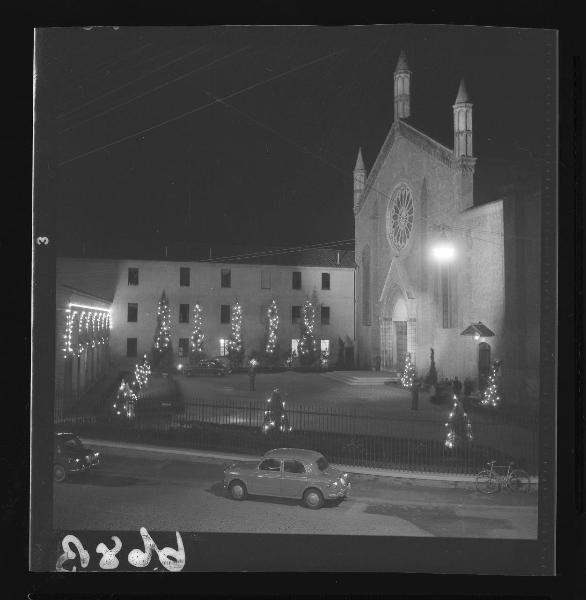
(229, 480, 247, 501)
(53, 464, 67, 483)
(303, 488, 324, 509)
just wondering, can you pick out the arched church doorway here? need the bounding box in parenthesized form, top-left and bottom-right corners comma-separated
(478, 342, 491, 391)
(380, 293, 411, 372)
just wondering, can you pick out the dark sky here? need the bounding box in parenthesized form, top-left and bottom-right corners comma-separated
(36, 25, 552, 257)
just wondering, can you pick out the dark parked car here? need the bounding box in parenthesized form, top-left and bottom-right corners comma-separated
(53, 433, 100, 482)
(223, 448, 351, 509)
(180, 359, 231, 377)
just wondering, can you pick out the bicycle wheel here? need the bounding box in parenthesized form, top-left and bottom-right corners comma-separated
(508, 469, 531, 493)
(475, 470, 500, 494)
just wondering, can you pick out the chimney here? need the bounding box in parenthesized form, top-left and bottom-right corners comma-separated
(337, 250, 340, 265)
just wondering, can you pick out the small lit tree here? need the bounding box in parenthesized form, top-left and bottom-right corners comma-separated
(133, 354, 151, 389)
(227, 299, 244, 368)
(190, 303, 206, 363)
(298, 298, 318, 365)
(481, 360, 503, 408)
(401, 353, 416, 388)
(152, 290, 173, 371)
(112, 379, 137, 419)
(262, 388, 292, 434)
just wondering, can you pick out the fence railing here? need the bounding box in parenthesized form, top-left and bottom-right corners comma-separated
(55, 396, 539, 475)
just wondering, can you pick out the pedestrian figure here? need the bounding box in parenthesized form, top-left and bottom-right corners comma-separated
(452, 376, 462, 397)
(248, 360, 257, 391)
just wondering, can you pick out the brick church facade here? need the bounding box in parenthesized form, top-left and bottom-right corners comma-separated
(353, 51, 541, 404)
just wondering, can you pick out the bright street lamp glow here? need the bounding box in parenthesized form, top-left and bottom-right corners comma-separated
(431, 243, 455, 262)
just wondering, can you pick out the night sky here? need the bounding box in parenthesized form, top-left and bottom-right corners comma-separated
(36, 25, 551, 258)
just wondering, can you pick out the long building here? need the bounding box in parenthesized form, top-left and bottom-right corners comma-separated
(55, 249, 356, 413)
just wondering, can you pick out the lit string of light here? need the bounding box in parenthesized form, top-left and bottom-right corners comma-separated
(227, 300, 243, 356)
(63, 305, 110, 358)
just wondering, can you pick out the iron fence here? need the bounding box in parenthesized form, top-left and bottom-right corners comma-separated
(55, 396, 539, 475)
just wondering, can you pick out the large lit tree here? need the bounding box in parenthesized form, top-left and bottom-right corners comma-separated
(152, 290, 173, 371)
(227, 299, 244, 368)
(190, 302, 205, 362)
(264, 299, 280, 364)
(298, 298, 318, 365)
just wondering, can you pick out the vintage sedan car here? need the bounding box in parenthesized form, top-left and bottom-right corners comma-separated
(53, 433, 100, 482)
(223, 448, 351, 509)
(181, 359, 231, 377)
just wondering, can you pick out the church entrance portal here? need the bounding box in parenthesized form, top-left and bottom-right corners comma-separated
(394, 321, 408, 372)
(380, 294, 413, 372)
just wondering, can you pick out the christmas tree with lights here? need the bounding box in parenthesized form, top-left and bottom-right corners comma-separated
(298, 299, 318, 365)
(444, 395, 473, 449)
(112, 379, 137, 419)
(152, 290, 173, 371)
(133, 354, 151, 389)
(189, 303, 205, 362)
(227, 299, 244, 368)
(262, 388, 292, 434)
(264, 299, 280, 365)
(401, 353, 416, 388)
(481, 360, 502, 408)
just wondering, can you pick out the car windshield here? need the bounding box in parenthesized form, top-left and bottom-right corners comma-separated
(316, 456, 329, 471)
(60, 435, 83, 448)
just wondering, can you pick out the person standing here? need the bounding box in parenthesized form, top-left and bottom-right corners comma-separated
(248, 360, 257, 391)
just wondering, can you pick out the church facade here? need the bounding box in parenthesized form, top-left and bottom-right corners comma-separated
(353, 52, 541, 405)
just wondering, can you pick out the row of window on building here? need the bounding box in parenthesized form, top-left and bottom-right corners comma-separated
(127, 267, 332, 291)
(125, 337, 330, 358)
(126, 303, 332, 325)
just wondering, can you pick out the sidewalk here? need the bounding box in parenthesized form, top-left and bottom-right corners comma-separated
(82, 437, 539, 490)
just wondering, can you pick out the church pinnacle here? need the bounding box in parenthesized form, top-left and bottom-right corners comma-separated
(393, 50, 411, 121)
(353, 147, 366, 214)
(453, 77, 473, 158)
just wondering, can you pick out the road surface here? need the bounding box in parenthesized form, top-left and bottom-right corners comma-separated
(53, 446, 538, 539)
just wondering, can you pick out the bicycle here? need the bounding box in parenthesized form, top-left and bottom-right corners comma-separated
(474, 460, 531, 494)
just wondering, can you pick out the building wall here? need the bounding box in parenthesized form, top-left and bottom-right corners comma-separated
(108, 259, 355, 370)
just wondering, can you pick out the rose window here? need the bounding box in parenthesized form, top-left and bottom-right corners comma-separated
(387, 184, 414, 251)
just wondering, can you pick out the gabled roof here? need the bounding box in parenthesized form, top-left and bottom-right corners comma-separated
(357, 119, 454, 215)
(460, 322, 495, 337)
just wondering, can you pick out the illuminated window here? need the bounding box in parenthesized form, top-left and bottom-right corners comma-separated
(219, 338, 228, 356)
(321, 339, 330, 356)
(291, 339, 299, 356)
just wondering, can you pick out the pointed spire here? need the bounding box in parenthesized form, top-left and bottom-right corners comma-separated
(354, 147, 365, 172)
(455, 77, 471, 103)
(395, 50, 409, 72)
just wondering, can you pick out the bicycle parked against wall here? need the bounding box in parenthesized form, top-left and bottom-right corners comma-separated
(475, 460, 531, 494)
